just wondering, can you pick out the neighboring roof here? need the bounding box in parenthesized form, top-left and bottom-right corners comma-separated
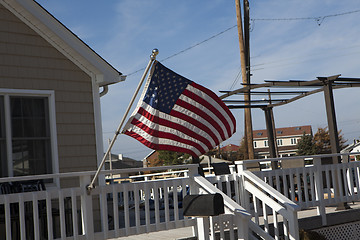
(220, 144, 240, 152)
(253, 125, 312, 139)
(341, 141, 360, 153)
(1, 0, 125, 86)
(144, 150, 157, 160)
(104, 158, 143, 170)
(199, 155, 232, 165)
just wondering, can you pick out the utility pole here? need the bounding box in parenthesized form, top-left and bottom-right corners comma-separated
(235, 0, 254, 160)
(268, 89, 279, 158)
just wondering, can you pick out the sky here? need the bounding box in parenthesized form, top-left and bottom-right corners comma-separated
(36, 0, 360, 161)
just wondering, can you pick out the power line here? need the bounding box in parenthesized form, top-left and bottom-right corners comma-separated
(252, 9, 360, 26)
(125, 8, 360, 77)
(127, 25, 237, 76)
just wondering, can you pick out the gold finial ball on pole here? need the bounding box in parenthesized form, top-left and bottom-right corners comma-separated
(151, 48, 159, 59)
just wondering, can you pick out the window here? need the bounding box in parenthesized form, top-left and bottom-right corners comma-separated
(0, 91, 55, 177)
(254, 141, 257, 148)
(291, 138, 297, 145)
(264, 140, 268, 147)
(256, 132, 263, 136)
(277, 130, 283, 134)
(277, 139, 283, 146)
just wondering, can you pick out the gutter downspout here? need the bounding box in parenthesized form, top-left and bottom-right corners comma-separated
(99, 85, 108, 97)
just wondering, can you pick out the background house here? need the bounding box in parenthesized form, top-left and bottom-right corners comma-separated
(253, 125, 313, 159)
(0, 0, 124, 187)
(341, 140, 360, 161)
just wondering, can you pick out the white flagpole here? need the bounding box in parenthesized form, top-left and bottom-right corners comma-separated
(87, 49, 159, 192)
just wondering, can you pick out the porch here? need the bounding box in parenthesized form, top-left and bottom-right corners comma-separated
(1, 152, 360, 240)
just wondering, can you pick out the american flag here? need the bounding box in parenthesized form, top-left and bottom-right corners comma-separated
(122, 61, 236, 156)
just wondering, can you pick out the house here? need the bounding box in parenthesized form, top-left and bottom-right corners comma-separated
(143, 150, 160, 167)
(220, 144, 239, 153)
(104, 153, 143, 170)
(253, 125, 313, 159)
(0, 0, 125, 187)
(341, 140, 360, 161)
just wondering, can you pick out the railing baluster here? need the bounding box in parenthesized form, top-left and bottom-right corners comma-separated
(71, 189, 79, 240)
(58, 190, 66, 240)
(289, 169, 296, 202)
(228, 215, 235, 240)
(303, 171, 310, 207)
(275, 172, 281, 193)
(342, 164, 351, 202)
(4, 195, 11, 240)
(18, 194, 26, 240)
(123, 183, 130, 235)
(45, 191, 54, 239)
(218, 214, 225, 240)
(100, 186, 108, 239)
(283, 218, 289, 240)
(253, 196, 260, 225)
(309, 169, 316, 206)
(173, 182, 179, 223)
(283, 169, 289, 198)
(134, 183, 141, 233)
(354, 164, 360, 199)
(262, 200, 269, 233)
(153, 182, 160, 229)
(296, 169, 302, 204)
(273, 209, 279, 240)
(325, 166, 332, 202)
(225, 175, 231, 198)
(144, 183, 151, 231)
(32, 193, 40, 240)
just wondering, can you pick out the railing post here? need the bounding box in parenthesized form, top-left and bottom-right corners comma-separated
(313, 157, 327, 225)
(197, 217, 210, 240)
(188, 165, 200, 238)
(237, 161, 249, 210)
(235, 209, 249, 240)
(80, 175, 95, 239)
(287, 210, 300, 240)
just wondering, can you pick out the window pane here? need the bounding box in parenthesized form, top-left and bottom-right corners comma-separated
(0, 96, 7, 177)
(10, 97, 51, 176)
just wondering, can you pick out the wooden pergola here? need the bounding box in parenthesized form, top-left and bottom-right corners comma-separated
(220, 75, 360, 168)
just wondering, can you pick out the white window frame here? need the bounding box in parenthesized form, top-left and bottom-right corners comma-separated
(0, 88, 59, 177)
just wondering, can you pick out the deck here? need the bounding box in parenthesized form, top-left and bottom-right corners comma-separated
(1, 152, 360, 240)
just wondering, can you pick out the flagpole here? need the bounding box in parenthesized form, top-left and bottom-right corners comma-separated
(87, 48, 159, 193)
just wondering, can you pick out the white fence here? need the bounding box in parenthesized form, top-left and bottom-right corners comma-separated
(3, 153, 359, 240)
(0, 164, 253, 240)
(244, 152, 360, 226)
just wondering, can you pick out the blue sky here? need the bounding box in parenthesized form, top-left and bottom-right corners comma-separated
(36, 0, 360, 160)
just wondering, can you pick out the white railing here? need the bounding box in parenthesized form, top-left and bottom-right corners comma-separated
(192, 176, 251, 240)
(236, 163, 300, 240)
(241, 152, 360, 226)
(0, 164, 256, 240)
(0, 165, 199, 240)
(4, 152, 358, 240)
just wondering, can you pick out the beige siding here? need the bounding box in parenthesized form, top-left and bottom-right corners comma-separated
(0, 5, 98, 173)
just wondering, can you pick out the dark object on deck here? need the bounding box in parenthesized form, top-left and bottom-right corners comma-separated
(183, 193, 224, 217)
(212, 162, 231, 175)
